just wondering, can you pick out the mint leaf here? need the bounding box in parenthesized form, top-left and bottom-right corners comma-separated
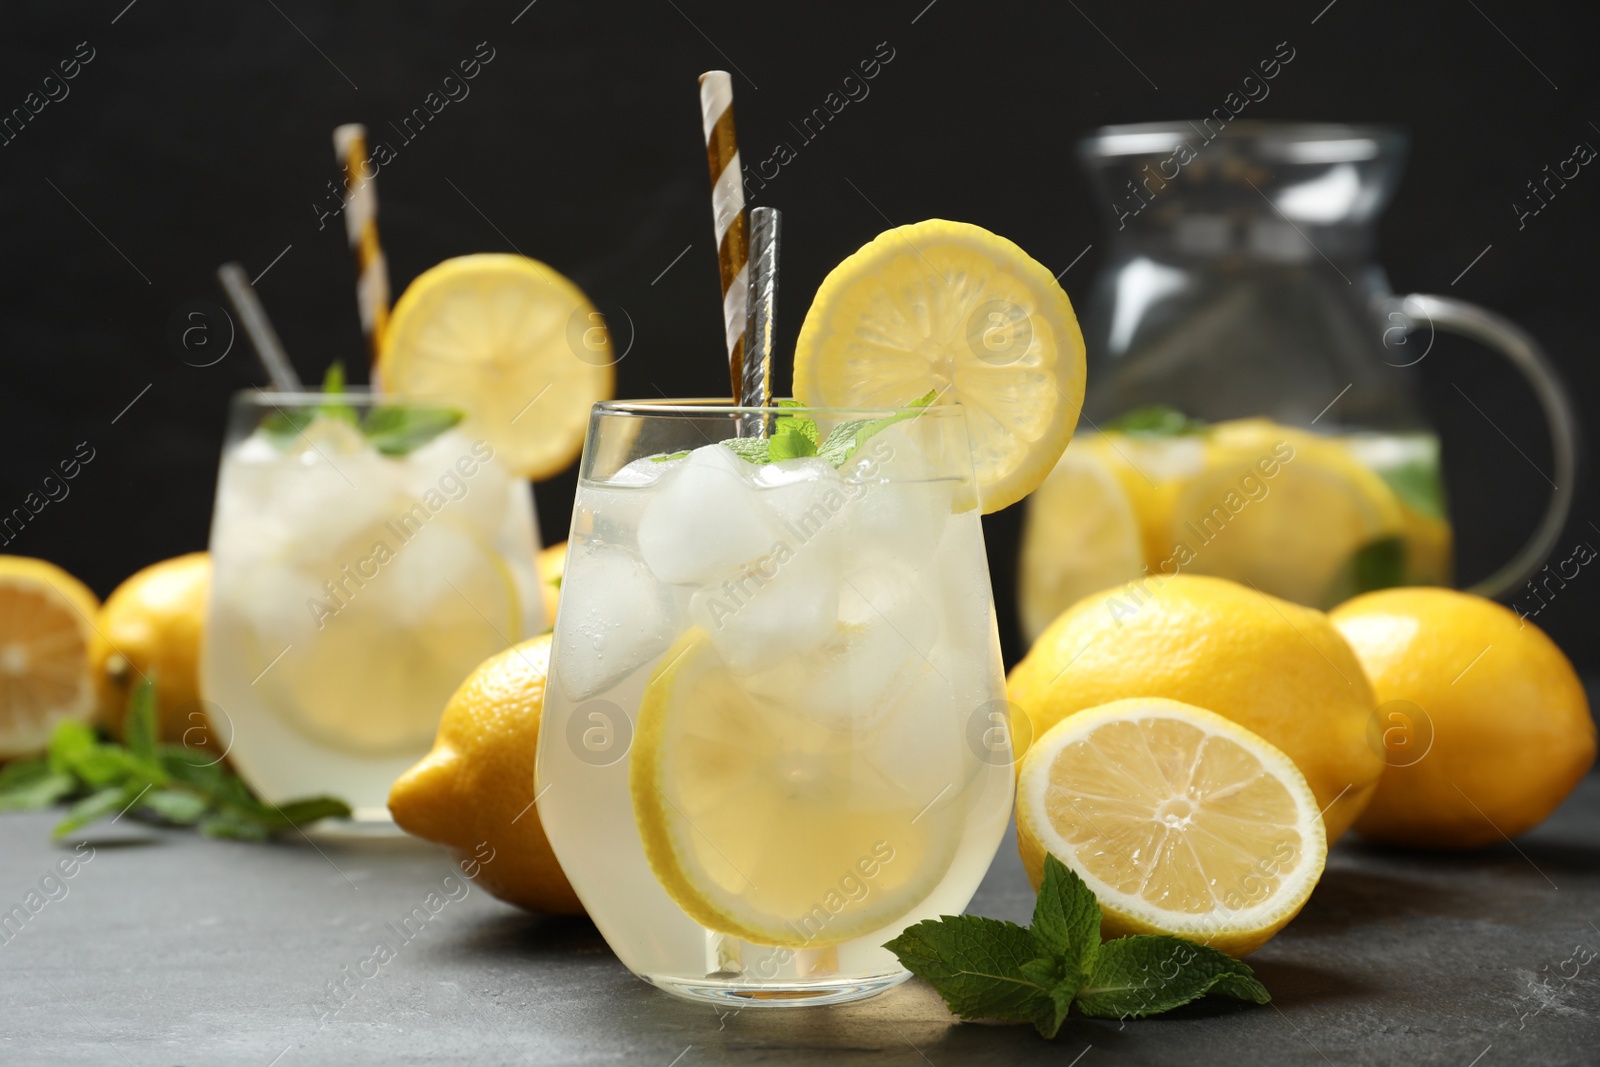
(198, 810, 273, 841)
(1325, 534, 1406, 602)
(884, 916, 1048, 1023)
(318, 362, 360, 427)
(1031, 855, 1102, 984)
(1018, 957, 1077, 1038)
(266, 796, 352, 828)
(361, 404, 465, 456)
(140, 788, 209, 825)
(1074, 936, 1269, 1019)
(261, 406, 315, 443)
(30, 685, 351, 842)
(1104, 404, 1207, 437)
(650, 450, 691, 463)
(721, 436, 771, 464)
(124, 676, 159, 762)
(768, 416, 819, 461)
(816, 389, 939, 467)
(886, 854, 1271, 1035)
(1377, 458, 1447, 520)
(48, 719, 97, 777)
(53, 785, 138, 839)
(0, 760, 75, 812)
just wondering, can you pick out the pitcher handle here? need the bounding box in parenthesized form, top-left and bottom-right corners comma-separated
(1382, 293, 1580, 600)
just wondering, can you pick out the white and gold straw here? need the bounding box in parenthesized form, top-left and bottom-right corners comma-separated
(332, 123, 391, 382)
(697, 71, 748, 401)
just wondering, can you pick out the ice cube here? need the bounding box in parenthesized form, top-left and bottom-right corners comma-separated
(687, 539, 839, 674)
(636, 444, 777, 585)
(837, 426, 951, 569)
(555, 541, 681, 701)
(401, 428, 515, 536)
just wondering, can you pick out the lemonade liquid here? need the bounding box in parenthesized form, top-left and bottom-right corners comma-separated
(202, 404, 543, 819)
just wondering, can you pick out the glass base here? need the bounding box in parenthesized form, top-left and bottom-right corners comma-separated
(644, 969, 910, 1007)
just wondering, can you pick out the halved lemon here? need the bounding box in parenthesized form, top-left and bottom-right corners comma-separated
(792, 220, 1085, 513)
(631, 630, 961, 947)
(1017, 443, 1145, 642)
(0, 557, 100, 758)
(1168, 433, 1403, 607)
(380, 254, 615, 480)
(1016, 698, 1326, 957)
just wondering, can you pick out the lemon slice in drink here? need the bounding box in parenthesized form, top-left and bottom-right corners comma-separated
(1169, 433, 1403, 606)
(1016, 698, 1326, 957)
(1017, 443, 1145, 641)
(380, 254, 614, 480)
(793, 220, 1085, 513)
(0, 557, 99, 758)
(631, 630, 961, 947)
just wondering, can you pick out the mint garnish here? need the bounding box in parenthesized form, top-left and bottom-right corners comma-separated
(1103, 404, 1208, 437)
(714, 390, 939, 468)
(360, 404, 464, 456)
(885, 855, 1270, 1037)
(260, 362, 463, 457)
(0, 678, 350, 841)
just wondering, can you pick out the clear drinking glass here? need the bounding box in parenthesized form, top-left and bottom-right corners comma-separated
(201, 389, 545, 821)
(536, 400, 1015, 1006)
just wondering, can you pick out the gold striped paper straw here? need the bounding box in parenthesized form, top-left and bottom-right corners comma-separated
(332, 124, 391, 382)
(697, 71, 748, 401)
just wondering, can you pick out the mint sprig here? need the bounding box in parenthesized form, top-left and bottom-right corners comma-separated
(1103, 404, 1208, 437)
(0, 678, 350, 841)
(710, 390, 939, 468)
(261, 362, 463, 457)
(885, 855, 1270, 1037)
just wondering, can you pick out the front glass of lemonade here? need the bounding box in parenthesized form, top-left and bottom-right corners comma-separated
(203, 389, 544, 820)
(537, 400, 1015, 1005)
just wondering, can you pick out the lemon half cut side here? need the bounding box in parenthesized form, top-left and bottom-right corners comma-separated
(1016, 697, 1327, 957)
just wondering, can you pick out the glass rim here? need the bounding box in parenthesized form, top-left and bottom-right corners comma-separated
(1079, 120, 1406, 164)
(593, 397, 965, 418)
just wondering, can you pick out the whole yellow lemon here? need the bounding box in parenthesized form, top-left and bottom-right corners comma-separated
(389, 633, 581, 914)
(1330, 587, 1595, 848)
(90, 553, 217, 750)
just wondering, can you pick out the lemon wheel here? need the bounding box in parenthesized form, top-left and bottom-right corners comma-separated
(630, 630, 960, 947)
(1169, 434, 1403, 607)
(793, 220, 1085, 514)
(1017, 443, 1145, 641)
(0, 557, 100, 758)
(1017, 697, 1327, 957)
(380, 254, 615, 480)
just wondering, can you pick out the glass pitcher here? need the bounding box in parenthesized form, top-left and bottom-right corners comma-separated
(1018, 121, 1577, 640)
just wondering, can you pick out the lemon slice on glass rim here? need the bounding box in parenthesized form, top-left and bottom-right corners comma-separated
(1016, 697, 1327, 957)
(792, 219, 1086, 513)
(379, 254, 615, 480)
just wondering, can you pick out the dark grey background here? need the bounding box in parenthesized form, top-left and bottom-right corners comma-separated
(2, 0, 1597, 668)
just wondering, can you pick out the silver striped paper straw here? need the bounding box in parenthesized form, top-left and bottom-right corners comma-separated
(740, 207, 781, 436)
(697, 71, 748, 402)
(332, 124, 391, 384)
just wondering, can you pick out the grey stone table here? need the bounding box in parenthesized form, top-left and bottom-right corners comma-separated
(5, 774, 1598, 1066)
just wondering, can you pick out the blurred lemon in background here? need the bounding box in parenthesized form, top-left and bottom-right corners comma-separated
(91, 552, 216, 750)
(0, 556, 98, 759)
